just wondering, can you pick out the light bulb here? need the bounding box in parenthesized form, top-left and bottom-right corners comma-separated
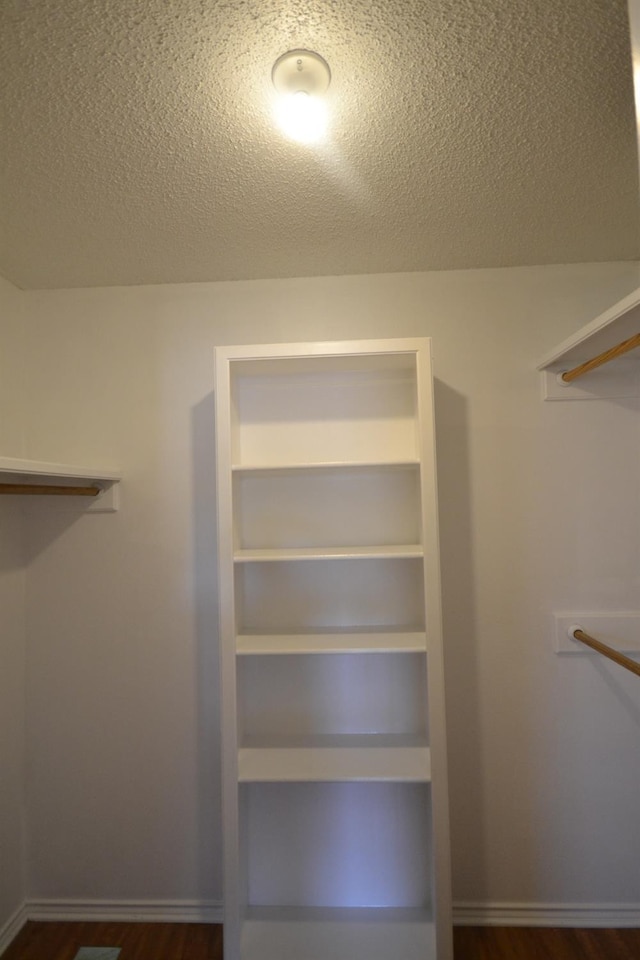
(274, 91, 328, 144)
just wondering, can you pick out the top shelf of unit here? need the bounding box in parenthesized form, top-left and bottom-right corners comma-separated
(0, 457, 121, 489)
(537, 287, 640, 372)
(224, 340, 423, 378)
(223, 340, 428, 466)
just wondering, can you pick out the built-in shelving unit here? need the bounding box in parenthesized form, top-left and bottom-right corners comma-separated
(537, 286, 640, 400)
(0, 457, 121, 509)
(214, 339, 452, 960)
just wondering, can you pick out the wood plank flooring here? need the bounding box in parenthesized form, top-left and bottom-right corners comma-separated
(454, 925, 640, 959)
(2, 922, 222, 960)
(4, 920, 640, 960)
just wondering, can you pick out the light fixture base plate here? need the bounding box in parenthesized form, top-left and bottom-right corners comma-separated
(272, 50, 331, 96)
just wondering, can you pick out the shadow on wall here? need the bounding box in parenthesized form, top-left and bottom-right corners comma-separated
(0, 500, 25, 571)
(433, 378, 487, 903)
(20, 498, 94, 563)
(192, 391, 223, 902)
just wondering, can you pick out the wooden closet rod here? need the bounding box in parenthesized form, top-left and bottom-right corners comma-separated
(561, 332, 640, 383)
(0, 483, 101, 496)
(571, 628, 640, 678)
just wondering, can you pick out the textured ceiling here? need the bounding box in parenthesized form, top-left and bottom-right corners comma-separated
(1, 0, 639, 289)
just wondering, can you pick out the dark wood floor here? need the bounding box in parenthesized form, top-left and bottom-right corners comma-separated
(5, 920, 640, 959)
(454, 925, 640, 959)
(2, 922, 221, 960)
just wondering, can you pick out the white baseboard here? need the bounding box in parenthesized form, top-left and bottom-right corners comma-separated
(27, 899, 224, 924)
(0, 902, 28, 956)
(453, 900, 640, 927)
(4, 897, 639, 945)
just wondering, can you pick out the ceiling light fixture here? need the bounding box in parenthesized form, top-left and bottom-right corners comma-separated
(272, 50, 331, 144)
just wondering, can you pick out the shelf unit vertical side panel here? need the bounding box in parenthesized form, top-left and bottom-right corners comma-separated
(214, 350, 242, 960)
(415, 340, 453, 960)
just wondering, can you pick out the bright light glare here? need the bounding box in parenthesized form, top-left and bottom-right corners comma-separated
(274, 92, 328, 144)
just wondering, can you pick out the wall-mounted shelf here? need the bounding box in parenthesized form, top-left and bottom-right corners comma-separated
(0, 457, 122, 511)
(537, 287, 640, 400)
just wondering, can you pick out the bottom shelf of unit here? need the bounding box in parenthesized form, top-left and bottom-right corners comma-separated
(241, 907, 435, 960)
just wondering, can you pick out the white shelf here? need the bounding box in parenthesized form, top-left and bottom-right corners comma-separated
(537, 287, 640, 371)
(238, 736, 431, 782)
(228, 346, 419, 376)
(0, 457, 121, 510)
(241, 907, 436, 960)
(537, 287, 640, 400)
(232, 459, 420, 474)
(234, 545, 423, 563)
(0, 457, 121, 486)
(236, 629, 427, 656)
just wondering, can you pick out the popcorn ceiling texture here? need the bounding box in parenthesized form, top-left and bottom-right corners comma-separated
(0, 0, 638, 289)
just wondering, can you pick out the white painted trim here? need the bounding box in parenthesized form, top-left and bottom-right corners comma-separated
(540, 364, 640, 401)
(453, 901, 640, 928)
(5, 898, 640, 940)
(0, 901, 28, 956)
(0, 457, 121, 483)
(553, 612, 640, 655)
(26, 899, 224, 924)
(28, 482, 121, 513)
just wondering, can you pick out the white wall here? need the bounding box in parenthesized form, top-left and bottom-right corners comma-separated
(0, 276, 27, 931)
(15, 261, 640, 911)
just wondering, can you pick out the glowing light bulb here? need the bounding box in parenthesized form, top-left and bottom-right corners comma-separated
(274, 91, 328, 144)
